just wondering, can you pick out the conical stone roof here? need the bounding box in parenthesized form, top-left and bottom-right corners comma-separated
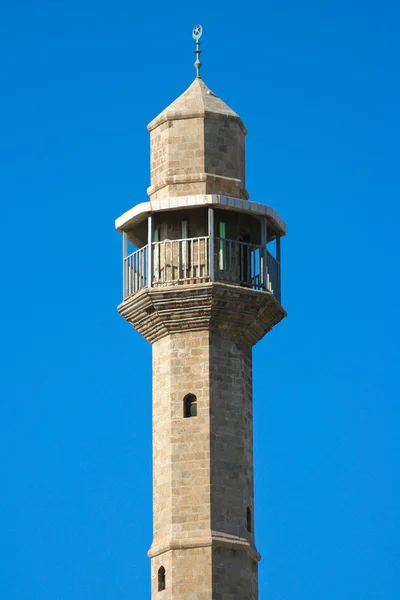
(147, 78, 247, 134)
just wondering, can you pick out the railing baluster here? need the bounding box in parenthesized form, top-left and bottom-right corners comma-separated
(153, 242, 159, 283)
(178, 239, 181, 281)
(139, 249, 142, 289)
(230, 241, 234, 274)
(136, 251, 139, 291)
(139, 250, 142, 289)
(191, 239, 194, 278)
(251, 250, 254, 288)
(237, 241, 240, 281)
(125, 257, 128, 297)
(125, 257, 127, 297)
(132, 255, 134, 294)
(163, 241, 166, 284)
(145, 246, 148, 287)
(140, 248, 147, 289)
(251, 249, 258, 290)
(129, 256, 132, 295)
(247, 244, 251, 286)
(140, 248, 144, 289)
(157, 242, 160, 282)
(205, 237, 208, 277)
(197, 238, 200, 278)
(257, 250, 260, 289)
(167, 241, 171, 282)
(183, 238, 187, 277)
(141, 248, 143, 288)
(132, 253, 136, 292)
(252, 250, 255, 288)
(131, 254, 134, 293)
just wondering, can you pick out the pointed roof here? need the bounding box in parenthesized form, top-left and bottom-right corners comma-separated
(147, 78, 247, 134)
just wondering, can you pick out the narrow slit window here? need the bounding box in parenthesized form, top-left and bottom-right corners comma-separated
(184, 393, 197, 418)
(158, 566, 166, 591)
(247, 507, 252, 533)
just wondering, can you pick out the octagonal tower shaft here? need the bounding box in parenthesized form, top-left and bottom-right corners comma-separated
(116, 76, 287, 599)
(150, 327, 258, 599)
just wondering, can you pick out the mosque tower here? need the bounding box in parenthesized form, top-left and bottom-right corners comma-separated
(115, 26, 287, 599)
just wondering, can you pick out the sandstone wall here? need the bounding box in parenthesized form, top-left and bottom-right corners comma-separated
(150, 328, 258, 599)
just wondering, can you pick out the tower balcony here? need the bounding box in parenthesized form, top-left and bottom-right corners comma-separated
(116, 195, 286, 344)
(123, 236, 281, 303)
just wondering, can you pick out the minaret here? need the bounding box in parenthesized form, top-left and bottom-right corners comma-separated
(116, 26, 287, 599)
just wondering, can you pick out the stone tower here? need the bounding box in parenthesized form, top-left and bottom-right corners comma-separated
(116, 31, 286, 600)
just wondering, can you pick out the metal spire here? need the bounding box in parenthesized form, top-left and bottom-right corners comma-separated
(192, 24, 203, 79)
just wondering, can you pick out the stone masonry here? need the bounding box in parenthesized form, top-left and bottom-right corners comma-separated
(149, 328, 258, 600)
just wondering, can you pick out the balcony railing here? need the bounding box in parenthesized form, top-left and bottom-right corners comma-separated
(123, 236, 281, 303)
(153, 236, 209, 285)
(124, 245, 148, 299)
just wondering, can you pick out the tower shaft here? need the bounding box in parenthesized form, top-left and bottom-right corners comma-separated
(150, 328, 258, 599)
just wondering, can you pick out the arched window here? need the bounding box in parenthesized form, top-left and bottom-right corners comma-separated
(183, 393, 197, 418)
(158, 566, 166, 591)
(246, 507, 252, 533)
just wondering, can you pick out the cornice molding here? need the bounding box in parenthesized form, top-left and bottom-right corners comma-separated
(118, 282, 286, 346)
(148, 530, 261, 562)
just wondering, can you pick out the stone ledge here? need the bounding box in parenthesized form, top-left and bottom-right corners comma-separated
(118, 282, 286, 345)
(148, 531, 261, 562)
(147, 172, 249, 201)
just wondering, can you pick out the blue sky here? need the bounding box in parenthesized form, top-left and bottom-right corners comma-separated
(1, 1, 399, 598)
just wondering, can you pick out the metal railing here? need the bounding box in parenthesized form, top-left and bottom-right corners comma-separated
(153, 237, 209, 285)
(123, 236, 281, 303)
(215, 237, 267, 291)
(266, 250, 281, 303)
(124, 245, 148, 298)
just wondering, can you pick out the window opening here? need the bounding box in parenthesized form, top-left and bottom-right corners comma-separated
(184, 393, 197, 418)
(158, 566, 166, 591)
(247, 507, 252, 533)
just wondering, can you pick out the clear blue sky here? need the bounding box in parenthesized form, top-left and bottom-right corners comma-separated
(1, 1, 399, 598)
